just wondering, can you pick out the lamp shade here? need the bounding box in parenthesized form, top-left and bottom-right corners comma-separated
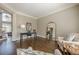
(20, 24, 25, 29)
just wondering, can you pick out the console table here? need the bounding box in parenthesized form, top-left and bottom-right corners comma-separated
(20, 32, 37, 48)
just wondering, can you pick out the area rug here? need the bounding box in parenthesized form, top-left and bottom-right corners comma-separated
(17, 48, 53, 55)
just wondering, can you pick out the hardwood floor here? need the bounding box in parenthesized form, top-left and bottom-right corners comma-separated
(0, 36, 58, 55)
(0, 39, 17, 55)
(17, 37, 58, 53)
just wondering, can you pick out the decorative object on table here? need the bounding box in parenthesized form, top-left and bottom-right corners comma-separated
(46, 22, 56, 41)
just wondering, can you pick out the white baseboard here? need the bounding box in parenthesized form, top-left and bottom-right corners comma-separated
(12, 35, 56, 41)
(37, 35, 56, 41)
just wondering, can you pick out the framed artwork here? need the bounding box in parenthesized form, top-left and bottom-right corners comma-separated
(26, 22, 32, 32)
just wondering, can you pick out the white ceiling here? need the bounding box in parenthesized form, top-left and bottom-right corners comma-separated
(6, 3, 78, 18)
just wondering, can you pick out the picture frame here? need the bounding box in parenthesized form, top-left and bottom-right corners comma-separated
(26, 22, 32, 32)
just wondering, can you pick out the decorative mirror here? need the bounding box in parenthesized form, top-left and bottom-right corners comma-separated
(46, 22, 56, 40)
(26, 22, 32, 32)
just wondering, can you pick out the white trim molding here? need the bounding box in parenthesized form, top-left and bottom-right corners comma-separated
(37, 34, 56, 41)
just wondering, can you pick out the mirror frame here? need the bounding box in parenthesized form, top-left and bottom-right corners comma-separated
(46, 22, 56, 41)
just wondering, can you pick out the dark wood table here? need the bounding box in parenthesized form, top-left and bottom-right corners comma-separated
(20, 32, 37, 48)
(0, 39, 17, 55)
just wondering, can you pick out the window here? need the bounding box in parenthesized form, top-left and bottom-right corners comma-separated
(2, 12, 12, 34)
(2, 23, 11, 32)
(2, 13, 11, 22)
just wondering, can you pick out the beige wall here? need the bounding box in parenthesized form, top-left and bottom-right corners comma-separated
(37, 5, 79, 38)
(15, 14, 37, 40)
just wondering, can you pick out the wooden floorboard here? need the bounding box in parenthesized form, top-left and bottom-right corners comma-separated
(16, 37, 58, 53)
